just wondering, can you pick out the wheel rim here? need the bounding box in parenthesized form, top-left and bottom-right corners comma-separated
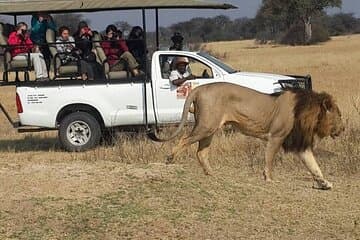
(66, 120, 92, 146)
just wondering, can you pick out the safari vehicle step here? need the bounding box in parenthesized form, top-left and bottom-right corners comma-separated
(0, 102, 53, 133)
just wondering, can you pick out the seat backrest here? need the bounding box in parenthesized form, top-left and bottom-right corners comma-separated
(46, 28, 57, 57)
(92, 33, 107, 63)
(92, 32, 109, 74)
(0, 23, 8, 46)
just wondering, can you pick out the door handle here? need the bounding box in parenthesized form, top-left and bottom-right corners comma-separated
(160, 83, 171, 89)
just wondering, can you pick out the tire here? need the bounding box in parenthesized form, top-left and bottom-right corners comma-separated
(59, 112, 101, 152)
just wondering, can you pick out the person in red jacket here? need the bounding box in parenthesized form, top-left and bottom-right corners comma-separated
(8, 22, 49, 81)
(101, 25, 140, 76)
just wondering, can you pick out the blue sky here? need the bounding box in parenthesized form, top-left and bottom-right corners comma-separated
(4, 0, 360, 31)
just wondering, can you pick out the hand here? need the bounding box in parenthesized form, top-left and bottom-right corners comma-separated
(72, 50, 81, 57)
(186, 74, 196, 80)
(32, 45, 40, 53)
(38, 16, 44, 22)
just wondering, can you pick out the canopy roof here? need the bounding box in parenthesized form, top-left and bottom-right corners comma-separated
(0, 0, 237, 15)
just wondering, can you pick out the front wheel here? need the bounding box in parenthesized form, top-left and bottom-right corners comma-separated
(59, 112, 101, 152)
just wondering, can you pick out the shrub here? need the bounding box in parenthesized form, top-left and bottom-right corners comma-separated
(280, 22, 330, 45)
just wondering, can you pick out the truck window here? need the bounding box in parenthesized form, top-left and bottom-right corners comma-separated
(159, 55, 213, 79)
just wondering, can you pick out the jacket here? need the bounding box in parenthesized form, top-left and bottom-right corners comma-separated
(30, 15, 56, 44)
(56, 36, 76, 53)
(7, 31, 33, 57)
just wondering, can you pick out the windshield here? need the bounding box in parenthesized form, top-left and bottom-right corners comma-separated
(198, 52, 237, 74)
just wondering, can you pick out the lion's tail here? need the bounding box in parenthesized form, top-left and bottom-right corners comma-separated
(154, 87, 199, 142)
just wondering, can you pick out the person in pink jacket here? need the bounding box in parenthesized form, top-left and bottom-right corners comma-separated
(101, 24, 140, 76)
(8, 22, 49, 81)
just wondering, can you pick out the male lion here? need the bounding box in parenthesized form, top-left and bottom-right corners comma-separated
(163, 82, 344, 190)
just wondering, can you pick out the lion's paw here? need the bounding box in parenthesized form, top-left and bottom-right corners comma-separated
(313, 179, 333, 190)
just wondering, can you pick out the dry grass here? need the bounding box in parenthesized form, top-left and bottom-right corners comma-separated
(0, 35, 359, 239)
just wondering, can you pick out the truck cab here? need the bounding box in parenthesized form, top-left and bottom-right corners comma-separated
(151, 50, 311, 123)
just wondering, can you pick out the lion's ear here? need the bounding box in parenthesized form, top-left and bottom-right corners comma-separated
(321, 98, 333, 112)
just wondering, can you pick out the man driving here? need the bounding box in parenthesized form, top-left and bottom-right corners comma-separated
(169, 57, 195, 86)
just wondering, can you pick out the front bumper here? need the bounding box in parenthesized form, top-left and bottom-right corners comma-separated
(277, 75, 312, 90)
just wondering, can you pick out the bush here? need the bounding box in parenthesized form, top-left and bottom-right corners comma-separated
(280, 23, 305, 45)
(309, 23, 330, 44)
(255, 30, 277, 44)
(280, 22, 330, 45)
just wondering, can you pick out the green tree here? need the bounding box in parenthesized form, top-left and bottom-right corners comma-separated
(290, 0, 342, 43)
(325, 13, 360, 36)
(255, 0, 342, 44)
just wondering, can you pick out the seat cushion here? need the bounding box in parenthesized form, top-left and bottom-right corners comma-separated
(108, 71, 128, 80)
(58, 65, 78, 75)
(9, 59, 32, 69)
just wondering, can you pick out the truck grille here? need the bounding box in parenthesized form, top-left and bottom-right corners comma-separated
(278, 75, 312, 90)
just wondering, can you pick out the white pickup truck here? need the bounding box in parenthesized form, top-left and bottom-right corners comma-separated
(12, 50, 311, 151)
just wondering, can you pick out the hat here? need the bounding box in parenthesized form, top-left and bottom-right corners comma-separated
(175, 56, 189, 65)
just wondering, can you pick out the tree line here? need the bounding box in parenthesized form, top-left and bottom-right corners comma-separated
(160, 0, 360, 45)
(11, 0, 358, 47)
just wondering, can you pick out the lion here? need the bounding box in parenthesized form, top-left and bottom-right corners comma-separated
(161, 82, 344, 190)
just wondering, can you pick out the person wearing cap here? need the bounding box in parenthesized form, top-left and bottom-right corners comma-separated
(169, 32, 184, 51)
(169, 57, 195, 86)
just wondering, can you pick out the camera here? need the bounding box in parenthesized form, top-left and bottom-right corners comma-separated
(83, 27, 91, 36)
(111, 30, 123, 40)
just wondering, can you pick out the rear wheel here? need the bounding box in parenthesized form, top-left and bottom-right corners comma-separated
(59, 112, 101, 152)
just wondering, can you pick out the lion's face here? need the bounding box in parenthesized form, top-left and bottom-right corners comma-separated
(317, 99, 345, 139)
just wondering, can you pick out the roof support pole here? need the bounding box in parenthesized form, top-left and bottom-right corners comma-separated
(155, 8, 160, 50)
(13, 15, 17, 25)
(142, 8, 149, 129)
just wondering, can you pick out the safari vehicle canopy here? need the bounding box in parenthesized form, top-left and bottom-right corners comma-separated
(0, 0, 236, 14)
(0, 0, 236, 44)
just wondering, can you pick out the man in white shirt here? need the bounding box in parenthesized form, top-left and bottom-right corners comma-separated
(169, 57, 195, 86)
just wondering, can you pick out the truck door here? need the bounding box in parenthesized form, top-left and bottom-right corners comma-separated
(154, 54, 216, 123)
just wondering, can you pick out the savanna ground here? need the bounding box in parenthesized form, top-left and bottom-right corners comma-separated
(0, 35, 359, 239)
